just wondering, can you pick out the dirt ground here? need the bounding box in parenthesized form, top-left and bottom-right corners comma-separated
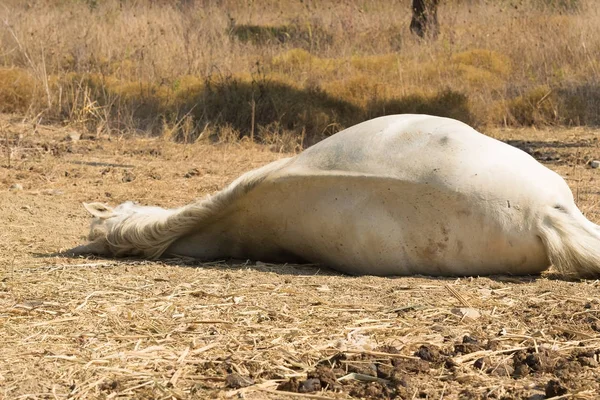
(1, 114, 600, 399)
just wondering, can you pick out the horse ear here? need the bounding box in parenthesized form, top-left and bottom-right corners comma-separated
(83, 202, 115, 219)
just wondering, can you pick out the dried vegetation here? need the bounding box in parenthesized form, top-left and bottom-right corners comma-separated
(0, 0, 598, 144)
(1, 117, 600, 398)
(1, 0, 600, 398)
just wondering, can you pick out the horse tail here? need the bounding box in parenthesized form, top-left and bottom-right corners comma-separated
(99, 157, 294, 259)
(538, 205, 600, 278)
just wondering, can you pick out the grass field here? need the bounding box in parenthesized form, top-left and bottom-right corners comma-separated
(1, 0, 600, 398)
(0, 0, 598, 144)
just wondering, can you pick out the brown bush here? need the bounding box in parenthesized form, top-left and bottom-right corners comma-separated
(0, 68, 42, 114)
(0, 0, 597, 140)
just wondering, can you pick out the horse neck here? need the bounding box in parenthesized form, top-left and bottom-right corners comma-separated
(107, 157, 293, 259)
(107, 205, 188, 258)
(106, 192, 231, 258)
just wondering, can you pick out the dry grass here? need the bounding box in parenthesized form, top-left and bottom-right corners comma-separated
(1, 116, 600, 398)
(1, 1, 600, 397)
(0, 0, 598, 143)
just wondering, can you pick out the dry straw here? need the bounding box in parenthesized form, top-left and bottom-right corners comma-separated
(0, 0, 598, 142)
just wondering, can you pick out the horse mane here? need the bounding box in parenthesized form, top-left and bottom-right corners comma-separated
(97, 157, 293, 258)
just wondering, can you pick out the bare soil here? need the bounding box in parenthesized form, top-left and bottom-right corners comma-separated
(1, 115, 600, 399)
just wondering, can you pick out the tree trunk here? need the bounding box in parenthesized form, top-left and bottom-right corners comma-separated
(410, 0, 440, 39)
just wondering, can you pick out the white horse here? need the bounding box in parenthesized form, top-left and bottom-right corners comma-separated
(70, 114, 600, 277)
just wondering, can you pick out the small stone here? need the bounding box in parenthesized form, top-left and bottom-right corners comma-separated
(65, 131, 81, 142)
(415, 345, 441, 362)
(488, 363, 514, 377)
(307, 365, 341, 391)
(473, 357, 491, 370)
(121, 171, 136, 183)
(589, 160, 600, 168)
(10, 183, 23, 191)
(514, 363, 530, 378)
(184, 168, 200, 178)
(545, 379, 568, 397)
(525, 353, 545, 372)
(98, 379, 119, 391)
(225, 373, 254, 389)
(376, 363, 395, 380)
(455, 337, 483, 355)
(277, 377, 299, 392)
(578, 356, 598, 368)
(347, 362, 378, 377)
(486, 340, 500, 351)
(394, 358, 430, 373)
(462, 335, 479, 344)
(298, 378, 321, 393)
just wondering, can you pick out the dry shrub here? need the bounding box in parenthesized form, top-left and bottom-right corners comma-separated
(194, 75, 359, 142)
(506, 85, 558, 126)
(350, 54, 400, 73)
(0, 0, 598, 141)
(271, 48, 314, 71)
(325, 75, 383, 106)
(557, 83, 600, 126)
(230, 21, 332, 50)
(451, 49, 512, 77)
(53, 73, 170, 133)
(0, 68, 41, 113)
(270, 49, 342, 79)
(456, 64, 502, 89)
(367, 89, 474, 126)
(257, 121, 305, 152)
(504, 83, 600, 127)
(48, 71, 360, 142)
(51, 68, 475, 142)
(356, 25, 405, 52)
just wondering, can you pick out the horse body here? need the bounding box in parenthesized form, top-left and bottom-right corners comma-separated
(71, 114, 600, 277)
